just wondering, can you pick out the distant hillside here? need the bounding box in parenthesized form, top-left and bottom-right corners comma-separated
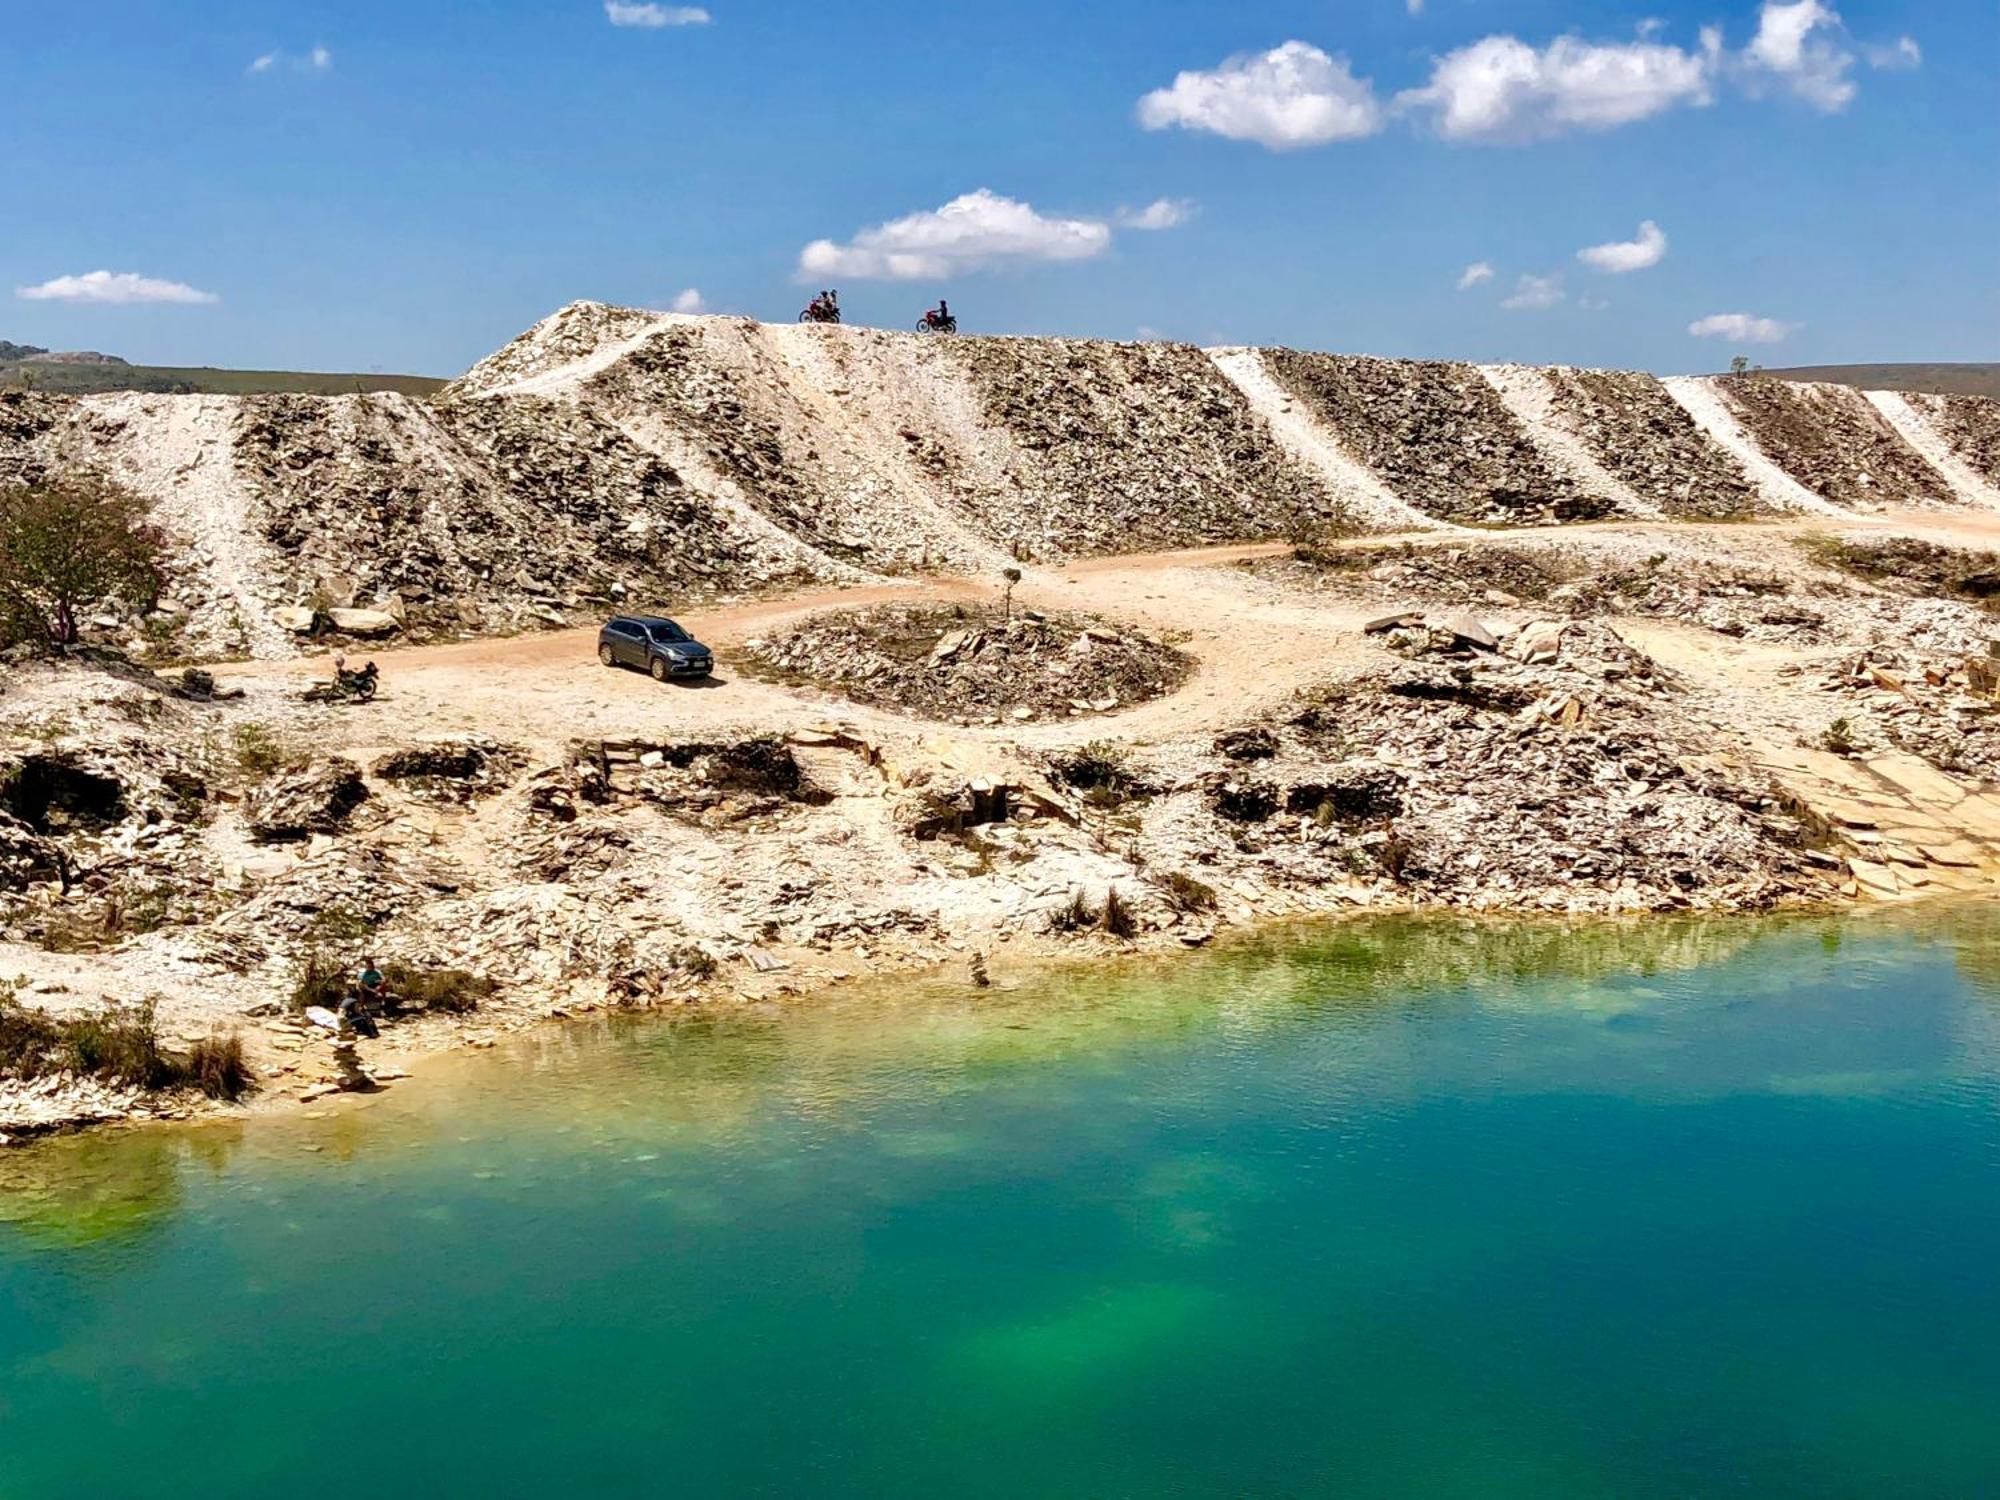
(0, 359, 447, 397)
(0, 341, 47, 362)
(1755, 364, 2000, 400)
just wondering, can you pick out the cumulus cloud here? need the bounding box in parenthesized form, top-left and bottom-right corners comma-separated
(1578, 219, 1668, 274)
(17, 271, 219, 306)
(1137, 42, 1383, 151)
(670, 288, 707, 313)
(798, 190, 1113, 282)
(1740, 0, 1857, 110)
(1399, 31, 1720, 142)
(1689, 312, 1794, 343)
(1502, 273, 1565, 311)
(605, 2, 710, 26)
(1457, 261, 1495, 290)
(249, 44, 332, 74)
(1116, 198, 1196, 231)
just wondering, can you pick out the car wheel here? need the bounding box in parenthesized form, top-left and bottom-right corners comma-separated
(650, 656, 669, 682)
(599, 645, 616, 667)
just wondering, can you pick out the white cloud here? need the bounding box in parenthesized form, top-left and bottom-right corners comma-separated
(1397, 31, 1719, 142)
(1137, 42, 1383, 151)
(1865, 36, 1921, 71)
(16, 271, 219, 306)
(799, 190, 1113, 282)
(1457, 261, 1495, 290)
(1689, 312, 1794, 343)
(1578, 296, 1611, 311)
(249, 44, 331, 75)
(1502, 273, 1566, 311)
(606, 2, 710, 27)
(1116, 198, 1195, 231)
(1578, 219, 1668, 274)
(670, 288, 707, 313)
(1740, 0, 1856, 110)
(1407, 0, 1424, 13)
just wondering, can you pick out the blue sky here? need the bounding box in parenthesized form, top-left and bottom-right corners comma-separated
(3, 1, 1992, 376)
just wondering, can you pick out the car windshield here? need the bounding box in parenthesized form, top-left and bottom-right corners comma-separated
(648, 624, 690, 643)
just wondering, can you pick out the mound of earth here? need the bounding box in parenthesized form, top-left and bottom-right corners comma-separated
(948, 337, 1355, 554)
(1904, 394, 2000, 486)
(1263, 351, 1604, 526)
(745, 604, 1193, 722)
(1718, 377, 1953, 510)
(1543, 368, 1760, 518)
(1190, 618, 1829, 911)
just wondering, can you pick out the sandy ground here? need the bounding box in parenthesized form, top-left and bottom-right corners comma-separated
(16, 509, 2000, 1140)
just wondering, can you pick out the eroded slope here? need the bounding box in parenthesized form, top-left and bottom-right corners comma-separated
(1262, 351, 1603, 526)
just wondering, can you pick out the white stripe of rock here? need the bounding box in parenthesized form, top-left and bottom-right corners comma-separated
(1205, 347, 1455, 533)
(1659, 377, 1851, 516)
(77, 392, 298, 658)
(1865, 390, 2000, 511)
(1477, 364, 1660, 520)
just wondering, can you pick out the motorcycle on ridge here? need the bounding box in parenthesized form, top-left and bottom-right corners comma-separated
(799, 295, 841, 325)
(915, 308, 958, 334)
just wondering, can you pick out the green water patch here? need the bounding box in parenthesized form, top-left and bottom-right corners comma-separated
(4, 908, 2000, 1496)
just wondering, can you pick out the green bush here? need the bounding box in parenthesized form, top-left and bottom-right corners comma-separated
(0, 474, 164, 647)
(185, 1033, 252, 1101)
(0, 991, 251, 1098)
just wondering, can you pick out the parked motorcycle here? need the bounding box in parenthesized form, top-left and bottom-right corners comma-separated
(304, 661, 379, 704)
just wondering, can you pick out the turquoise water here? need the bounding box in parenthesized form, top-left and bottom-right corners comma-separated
(5, 912, 2000, 1498)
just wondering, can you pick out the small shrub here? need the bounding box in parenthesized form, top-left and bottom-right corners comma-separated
(1374, 825, 1415, 883)
(1099, 886, 1137, 939)
(233, 722, 305, 778)
(384, 963, 495, 1015)
(1047, 889, 1098, 934)
(1164, 871, 1217, 912)
(667, 944, 719, 981)
(185, 1033, 253, 1100)
(1051, 742, 1151, 808)
(287, 949, 349, 1013)
(1822, 717, 1858, 757)
(57, 999, 175, 1089)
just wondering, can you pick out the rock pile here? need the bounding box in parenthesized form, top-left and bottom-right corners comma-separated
(373, 738, 525, 802)
(231, 389, 826, 642)
(1264, 352, 1603, 525)
(244, 760, 368, 843)
(745, 604, 1193, 722)
(588, 325, 881, 564)
(0, 392, 63, 487)
(1717, 377, 1953, 510)
(1544, 368, 1761, 518)
(1821, 646, 2000, 779)
(1197, 618, 1829, 911)
(1916, 394, 2000, 484)
(950, 338, 1354, 554)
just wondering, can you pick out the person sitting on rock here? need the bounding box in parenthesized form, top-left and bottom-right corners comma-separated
(355, 956, 388, 1012)
(337, 981, 381, 1039)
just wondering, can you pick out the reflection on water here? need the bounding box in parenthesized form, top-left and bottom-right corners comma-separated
(2, 906, 1999, 1499)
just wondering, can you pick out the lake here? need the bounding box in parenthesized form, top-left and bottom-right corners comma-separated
(4, 910, 1999, 1498)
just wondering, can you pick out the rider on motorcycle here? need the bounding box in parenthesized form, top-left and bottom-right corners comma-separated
(920, 298, 953, 331)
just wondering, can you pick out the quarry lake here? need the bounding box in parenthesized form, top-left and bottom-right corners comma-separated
(4, 911, 2000, 1498)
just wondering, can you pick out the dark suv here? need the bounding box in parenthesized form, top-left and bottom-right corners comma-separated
(598, 615, 714, 681)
